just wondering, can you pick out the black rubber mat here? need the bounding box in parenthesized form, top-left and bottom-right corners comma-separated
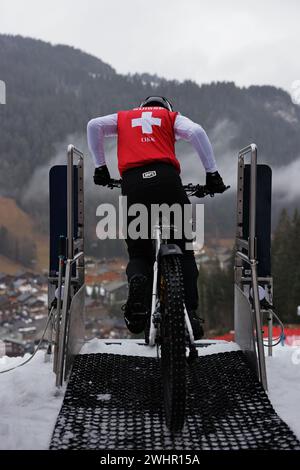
(50, 351, 300, 450)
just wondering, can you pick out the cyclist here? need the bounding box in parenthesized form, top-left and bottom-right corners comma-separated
(87, 96, 227, 338)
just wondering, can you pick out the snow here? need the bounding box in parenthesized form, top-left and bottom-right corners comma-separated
(0, 352, 64, 450)
(266, 345, 300, 440)
(0, 340, 299, 449)
(97, 393, 111, 402)
(80, 338, 239, 357)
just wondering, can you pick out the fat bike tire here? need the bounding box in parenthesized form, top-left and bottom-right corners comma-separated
(160, 254, 186, 432)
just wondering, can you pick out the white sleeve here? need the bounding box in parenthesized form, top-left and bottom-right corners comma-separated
(174, 114, 218, 173)
(87, 113, 118, 167)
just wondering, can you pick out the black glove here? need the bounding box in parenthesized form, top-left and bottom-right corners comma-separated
(206, 171, 227, 194)
(94, 165, 111, 186)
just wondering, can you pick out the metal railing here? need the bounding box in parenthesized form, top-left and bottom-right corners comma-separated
(56, 251, 84, 387)
(67, 145, 84, 260)
(234, 144, 268, 391)
(51, 145, 86, 387)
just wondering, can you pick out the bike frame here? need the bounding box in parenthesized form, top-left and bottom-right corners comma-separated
(107, 179, 222, 348)
(148, 221, 196, 348)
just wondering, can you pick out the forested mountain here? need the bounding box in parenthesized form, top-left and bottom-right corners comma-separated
(0, 34, 300, 267)
(1, 34, 300, 197)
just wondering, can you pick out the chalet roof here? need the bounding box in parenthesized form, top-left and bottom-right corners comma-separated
(13, 279, 27, 288)
(104, 281, 128, 293)
(16, 293, 32, 303)
(27, 297, 44, 306)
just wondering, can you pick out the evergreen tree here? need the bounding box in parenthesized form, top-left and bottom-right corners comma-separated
(272, 209, 300, 323)
(289, 209, 300, 320)
(198, 254, 234, 334)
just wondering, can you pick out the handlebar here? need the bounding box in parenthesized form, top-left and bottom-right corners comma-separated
(107, 179, 230, 198)
(107, 179, 122, 189)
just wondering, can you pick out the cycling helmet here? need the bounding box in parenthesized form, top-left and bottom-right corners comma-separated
(139, 96, 173, 111)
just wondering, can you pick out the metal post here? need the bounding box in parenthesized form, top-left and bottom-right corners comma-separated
(77, 155, 85, 284)
(249, 144, 257, 260)
(53, 255, 64, 373)
(236, 156, 245, 240)
(238, 144, 257, 260)
(251, 262, 268, 390)
(235, 156, 245, 285)
(267, 282, 273, 357)
(56, 259, 72, 387)
(268, 311, 273, 357)
(67, 145, 74, 261)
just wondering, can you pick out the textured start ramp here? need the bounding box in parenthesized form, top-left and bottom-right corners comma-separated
(50, 351, 300, 450)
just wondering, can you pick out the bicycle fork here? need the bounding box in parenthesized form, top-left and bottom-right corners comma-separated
(149, 224, 161, 347)
(148, 224, 198, 359)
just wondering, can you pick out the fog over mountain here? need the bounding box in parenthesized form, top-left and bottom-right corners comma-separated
(0, 34, 300, 249)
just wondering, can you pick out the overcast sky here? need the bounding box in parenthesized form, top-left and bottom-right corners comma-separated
(1, 0, 299, 93)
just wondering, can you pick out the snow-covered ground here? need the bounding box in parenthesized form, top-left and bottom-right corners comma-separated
(0, 340, 299, 449)
(80, 338, 240, 357)
(266, 346, 300, 440)
(0, 352, 64, 450)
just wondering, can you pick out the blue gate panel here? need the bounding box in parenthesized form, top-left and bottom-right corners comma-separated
(243, 164, 272, 277)
(49, 165, 78, 276)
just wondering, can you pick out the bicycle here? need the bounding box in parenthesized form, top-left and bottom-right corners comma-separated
(108, 178, 229, 431)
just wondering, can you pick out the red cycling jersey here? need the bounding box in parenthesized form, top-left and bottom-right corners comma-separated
(117, 107, 180, 175)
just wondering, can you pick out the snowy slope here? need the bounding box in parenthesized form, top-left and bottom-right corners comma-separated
(0, 353, 64, 450)
(80, 338, 240, 357)
(0, 341, 299, 450)
(266, 346, 300, 440)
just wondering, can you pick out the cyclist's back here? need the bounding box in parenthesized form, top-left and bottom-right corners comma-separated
(87, 96, 227, 337)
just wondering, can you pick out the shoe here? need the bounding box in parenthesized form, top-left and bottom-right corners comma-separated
(187, 310, 204, 340)
(122, 275, 148, 334)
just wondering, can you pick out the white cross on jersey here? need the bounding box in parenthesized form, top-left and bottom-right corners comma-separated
(131, 112, 162, 134)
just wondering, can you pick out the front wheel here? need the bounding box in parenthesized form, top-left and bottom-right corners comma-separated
(160, 254, 186, 432)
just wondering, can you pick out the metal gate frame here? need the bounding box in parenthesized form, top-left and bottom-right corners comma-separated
(48, 145, 86, 387)
(234, 144, 268, 390)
